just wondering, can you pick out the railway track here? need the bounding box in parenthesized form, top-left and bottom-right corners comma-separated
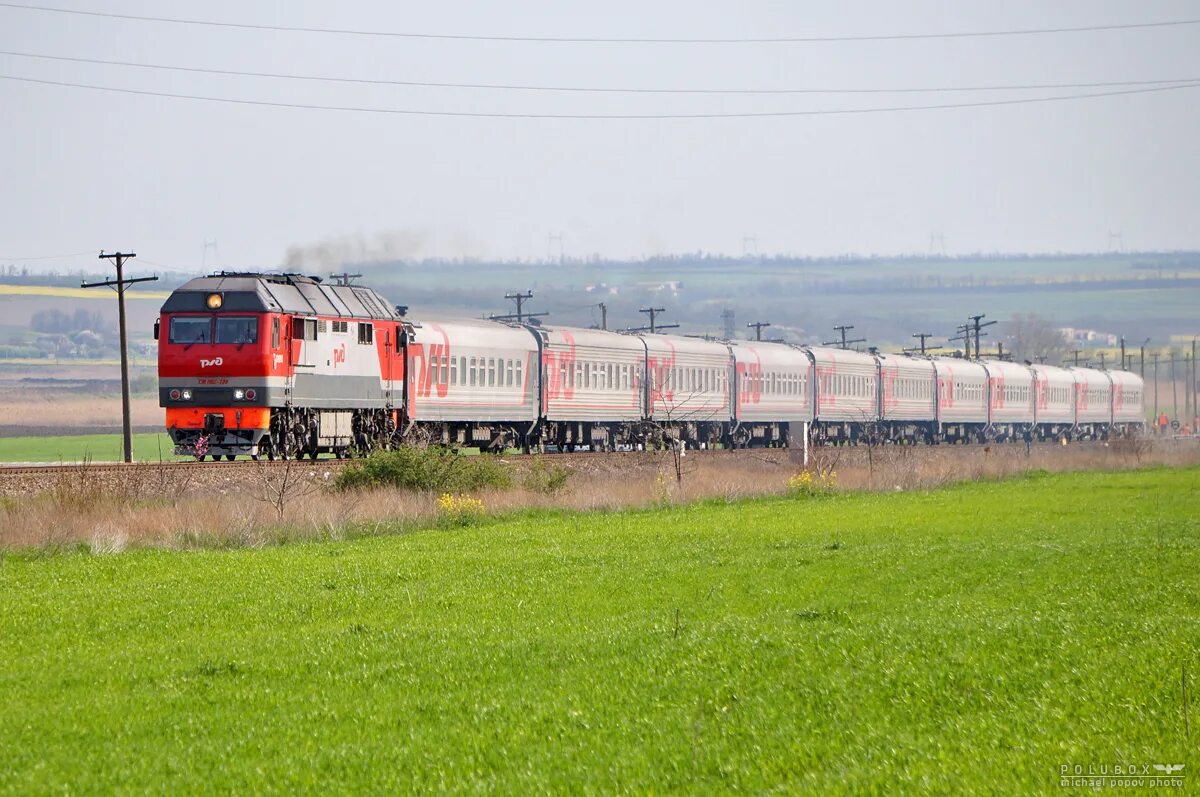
(0, 447, 758, 476)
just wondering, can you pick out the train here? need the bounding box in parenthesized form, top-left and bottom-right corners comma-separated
(157, 272, 1146, 460)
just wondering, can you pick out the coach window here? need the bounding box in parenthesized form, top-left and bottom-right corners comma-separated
(170, 316, 212, 344)
(507, 360, 515, 387)
(450, 357, 458, 386)
(215, 317, 258, 345)
(515, 359, 523, 387)
(469, 357, 478, 386)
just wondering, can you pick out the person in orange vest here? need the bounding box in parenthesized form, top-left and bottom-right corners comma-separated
(1157, 412, 1169, 435)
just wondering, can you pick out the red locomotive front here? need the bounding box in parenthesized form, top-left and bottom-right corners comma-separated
(157, 273, 404, 459)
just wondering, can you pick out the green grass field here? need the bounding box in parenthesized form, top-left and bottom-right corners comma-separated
(0, 432, 181, 463)
(1, 468, 1196, 793)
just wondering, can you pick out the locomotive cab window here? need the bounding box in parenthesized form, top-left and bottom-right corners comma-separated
(358, 323, 374, 345)
(216, 317, 258, 345)
(169, 316, 212, 344)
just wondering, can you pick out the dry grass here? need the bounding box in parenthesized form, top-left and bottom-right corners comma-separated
(1, 441, 1196, 552)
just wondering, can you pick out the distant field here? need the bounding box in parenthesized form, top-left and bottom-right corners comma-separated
(0, 468, 1194, 793)
(0, 358, 155, 367)
(0, 432, 179, 463)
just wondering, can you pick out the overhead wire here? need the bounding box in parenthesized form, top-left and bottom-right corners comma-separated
(2, 72, 1198, 119)
(0, 251, 94, 261)
(0, 2, 1197, 44)
(1, 49, 1196, 96)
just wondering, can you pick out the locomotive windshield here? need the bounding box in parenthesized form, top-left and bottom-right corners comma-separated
(215, 317, 258, 345)
(169, 316, 212, 344)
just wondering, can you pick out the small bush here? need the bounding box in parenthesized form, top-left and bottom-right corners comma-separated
(788, 470, 837, 497)
(335, 447, 512, 493)
(436, 493, 486, 527)
(522, 457, 572, 494)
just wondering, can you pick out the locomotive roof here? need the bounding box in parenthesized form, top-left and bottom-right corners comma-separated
(161, 273, 401, 320)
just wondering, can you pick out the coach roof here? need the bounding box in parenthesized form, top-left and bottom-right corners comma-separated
(160, 273, 401, 320)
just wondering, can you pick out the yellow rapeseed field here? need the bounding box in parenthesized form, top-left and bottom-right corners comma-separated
(0, 284, 170, 300)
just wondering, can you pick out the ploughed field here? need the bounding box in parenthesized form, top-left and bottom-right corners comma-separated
(0, 468, 1196, 793)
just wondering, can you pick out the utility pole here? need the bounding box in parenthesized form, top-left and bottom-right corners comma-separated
(329, 272, 362, 286)
(506, 291, 532, 321)
(721, 308, 736, 340)
(747, 321, 771, 341)
(1152, 352, 1160, 418)
(629, 307, 677, 334)
(1119, 336, 1126, 371)
(823, 324, 866, 351)
(83, 251, 158, 463)
(1068, 349, 1082, 367)
(905, 332, 934, 355)
(598, 302, 607, 331)
(967, 314, 996, 361)
(1170, 350, 1179, 422)
(1185, 336, 1195, 422)
(1098, 351, 1107, 370)
(489, 290, 547, 323)
(1140, 338, 1150, 379)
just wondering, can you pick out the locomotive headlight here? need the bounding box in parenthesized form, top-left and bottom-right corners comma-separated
(181, 389, 193, 401)
(233, 389, 245, 400)
(245, 389, 257, 401)
(169, 389, 181, 401)
(205, 293, 223, 310)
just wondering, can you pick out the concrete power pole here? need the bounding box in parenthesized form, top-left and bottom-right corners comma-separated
(83, 251, 159, 463)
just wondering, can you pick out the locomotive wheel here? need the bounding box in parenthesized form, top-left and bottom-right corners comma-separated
(197, 454, 206, 462)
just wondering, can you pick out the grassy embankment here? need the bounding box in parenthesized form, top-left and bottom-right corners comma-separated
(0, 467, 1196, 793)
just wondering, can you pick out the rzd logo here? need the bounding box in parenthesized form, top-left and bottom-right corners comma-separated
(200, 357, 224, 368)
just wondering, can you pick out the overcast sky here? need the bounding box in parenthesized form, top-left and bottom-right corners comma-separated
(2, 1, 1198, 271)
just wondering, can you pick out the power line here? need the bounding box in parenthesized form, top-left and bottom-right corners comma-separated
(4, 49, 1196, 96)
(2, 3, 1196, 44)
(4, 73, 1198, 120)
(0, 250, 92, 261)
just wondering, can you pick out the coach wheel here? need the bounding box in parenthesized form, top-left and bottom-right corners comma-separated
(225, 454, 236, 462)
(308, 450, 318, 460)
(197, 454, 206, 462)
